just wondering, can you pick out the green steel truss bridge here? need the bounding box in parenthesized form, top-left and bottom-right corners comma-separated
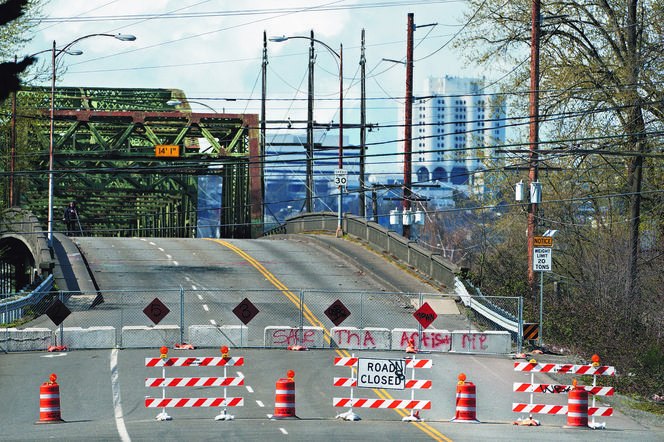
(14, 86, 261, 238)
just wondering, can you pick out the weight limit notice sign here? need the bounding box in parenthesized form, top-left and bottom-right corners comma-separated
(357, 358, 406, 390)
(533, 247, 552, 272)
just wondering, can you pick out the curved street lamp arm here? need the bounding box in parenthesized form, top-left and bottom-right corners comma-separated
(270, 35, 340, 61)
(57, 33, 136, 58)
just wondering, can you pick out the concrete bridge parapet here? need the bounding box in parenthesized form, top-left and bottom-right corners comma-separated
(1, 208, 53, 287)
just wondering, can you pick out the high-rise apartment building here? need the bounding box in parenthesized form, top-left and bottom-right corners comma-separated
(399, 76, 507, 207)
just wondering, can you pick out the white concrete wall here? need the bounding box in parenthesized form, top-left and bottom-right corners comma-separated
(121, 325, 180, 348)
(263, 326, 325, 348)
(451, 330, 511, 354)
(330, 327, 390, 350)
(391, 328, 452, 352)
(62, 326, 115, 349)
(188, 325, 248, 348)
(0, 327, 52, 351)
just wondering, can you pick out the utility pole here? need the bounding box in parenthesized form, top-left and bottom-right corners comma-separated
(403, 13, 414, 239)
(359, 29, 367, 218)
(261, 31, 267, 218)
(527, 0, 541, 291)
(10, 56, 17, 207)
(306, 30, 315, 213)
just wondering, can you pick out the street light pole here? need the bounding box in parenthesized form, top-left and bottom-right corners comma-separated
(403, 13, 414, 240)
(46, 33, 136, 248)
(269, 34, 344, 233)
(336, 43, 344, 238)
(306, 31, 315, 213)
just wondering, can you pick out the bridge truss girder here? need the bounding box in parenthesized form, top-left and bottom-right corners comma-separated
(22, 104, 261, 238)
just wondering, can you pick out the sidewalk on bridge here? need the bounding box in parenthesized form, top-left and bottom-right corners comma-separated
(51, 233, 101, 309)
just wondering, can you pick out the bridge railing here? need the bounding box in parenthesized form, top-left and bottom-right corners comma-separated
(268, 212, 458, 291)
(0, 275, 55, 326)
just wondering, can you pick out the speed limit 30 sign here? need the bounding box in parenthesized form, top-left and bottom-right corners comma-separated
(334, 169, 348, 187)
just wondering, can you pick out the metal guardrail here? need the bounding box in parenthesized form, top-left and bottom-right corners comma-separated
(0, 275, 55, 325)
(455, 277, 523, 351)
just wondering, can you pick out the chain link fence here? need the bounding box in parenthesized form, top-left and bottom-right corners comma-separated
(2, 289, 523, 352)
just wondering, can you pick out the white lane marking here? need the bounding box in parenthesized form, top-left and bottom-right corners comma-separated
(158, 247, 164, 252)
(197, 294, 203, 300)
(209, 319, 217, 325)
(173, 261, 179, 266)
(149, 242, 156, 246)
(41, 353, 67, 358)
(280, 428, 288, 435)
(256, 400, 264, 408)
(202, 304, 209, 312)
(166, 254, 172, 260)
(111, 349, 131, 442)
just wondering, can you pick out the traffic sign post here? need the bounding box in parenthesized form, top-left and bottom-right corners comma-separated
(532, 242, 553, 347)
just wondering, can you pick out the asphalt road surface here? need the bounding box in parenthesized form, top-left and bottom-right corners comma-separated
(2, 234, 663, 441)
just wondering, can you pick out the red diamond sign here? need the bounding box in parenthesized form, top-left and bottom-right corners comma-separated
(143, 298, 170, 325)
(413, 302, 437, 329)
(232, 298, 259, 325)
(324, 299, 351, 326)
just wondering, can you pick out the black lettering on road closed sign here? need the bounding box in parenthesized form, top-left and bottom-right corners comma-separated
(357, 358, 406, 390)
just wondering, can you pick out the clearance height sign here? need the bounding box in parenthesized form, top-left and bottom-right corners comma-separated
(357, 358, 406, 390)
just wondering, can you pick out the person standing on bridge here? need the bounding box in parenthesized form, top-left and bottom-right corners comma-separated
(63, 202, 79, 235)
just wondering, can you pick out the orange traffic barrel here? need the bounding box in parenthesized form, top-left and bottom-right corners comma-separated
(37, 374, 64, 424)
(272, 371, 297, 419)
(451, 374, 480, 423)
(566, 385, 588, 428)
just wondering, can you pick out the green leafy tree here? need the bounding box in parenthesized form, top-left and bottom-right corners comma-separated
(1, 0, 45, 209)
(457, 0, 663, 300)
(456, 0, 664, 395)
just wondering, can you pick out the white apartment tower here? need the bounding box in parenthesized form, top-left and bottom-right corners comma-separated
(400, 76, 506, 206)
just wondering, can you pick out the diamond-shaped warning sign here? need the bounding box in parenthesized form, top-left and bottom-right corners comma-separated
(45, 299, 71, 326)
(143, 298, 170, 325)
(324, 299, 351, 326)
(413, 302, 437, 329)
(232, 298, 259, 325)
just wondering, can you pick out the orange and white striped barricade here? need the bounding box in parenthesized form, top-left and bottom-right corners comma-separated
(271, 370, 298, 419)
(36, 373, 65, 424)
(451, 373, 480, 423)
(512, 355, 614, 428)
(145, 346, 244, 421)
(332, 355, 432, 422)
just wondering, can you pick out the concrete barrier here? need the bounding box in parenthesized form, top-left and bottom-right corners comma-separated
(330, 327, 390, 350)
(188, 325, 248, 348)
(264, 326, 325, 348)
(452, 330, 511, 354)
(391, 328, 452, 352)
(62, 326, 115, 349)
(0, 327, 52, 351)
(121, 325, 180, 348)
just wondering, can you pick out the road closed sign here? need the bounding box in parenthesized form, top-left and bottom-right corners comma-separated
(357, 358, 406, 390)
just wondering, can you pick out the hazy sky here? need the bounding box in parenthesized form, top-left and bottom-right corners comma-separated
(22, 0, 491, 174)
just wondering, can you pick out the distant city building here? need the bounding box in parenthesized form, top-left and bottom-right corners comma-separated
(263, 131, 357, 226)
(371, 76, 507, 209)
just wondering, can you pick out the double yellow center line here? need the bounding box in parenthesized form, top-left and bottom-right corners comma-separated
(210, 238, 451, 442)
